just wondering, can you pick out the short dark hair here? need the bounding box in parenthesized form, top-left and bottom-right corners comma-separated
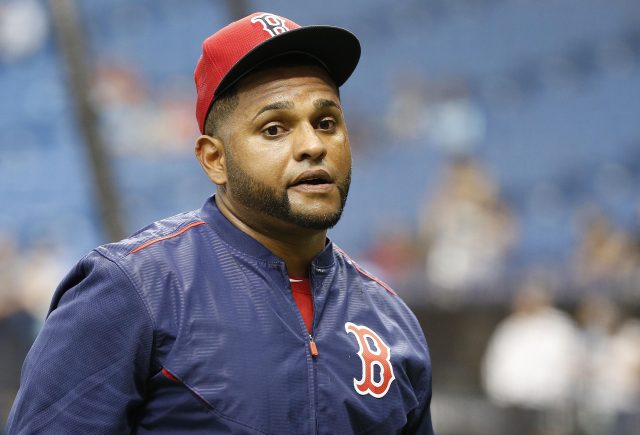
(203, 53, 339, 138)
(204, 86, 239, 138)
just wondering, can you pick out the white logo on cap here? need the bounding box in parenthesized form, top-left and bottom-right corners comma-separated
(250, 13, 289, 37)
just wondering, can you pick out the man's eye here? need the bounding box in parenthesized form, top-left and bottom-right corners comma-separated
(263, 125, 283, 136)
(318, 119, 336, 130)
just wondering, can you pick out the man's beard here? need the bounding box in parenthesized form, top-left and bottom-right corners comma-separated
(224, 152, 350, 230)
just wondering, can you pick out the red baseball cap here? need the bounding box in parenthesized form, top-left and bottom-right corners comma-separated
(194, 12, 361, 133)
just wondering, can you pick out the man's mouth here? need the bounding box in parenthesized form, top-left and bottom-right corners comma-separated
(293, 178, 328, 185)
(289, 170, 334, 191)
(290, 170, 333, 186)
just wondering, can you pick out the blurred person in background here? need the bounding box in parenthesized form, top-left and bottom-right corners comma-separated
(92, 62, 195, 156)
(0, 234, 38, 427)
(481, 280, 580, 434)
(419, 156, 517, 306)
(572, 207, 637, 291)
(17, 240, 66, 328)
(575, 295, 640, 435)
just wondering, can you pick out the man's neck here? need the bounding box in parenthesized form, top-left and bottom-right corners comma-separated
(215, 195, 326, 277)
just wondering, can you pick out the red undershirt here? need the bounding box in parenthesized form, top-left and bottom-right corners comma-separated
(289, 276, 313, 333)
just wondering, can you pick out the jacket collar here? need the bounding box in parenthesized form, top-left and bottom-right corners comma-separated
(198, 196, 335, 270)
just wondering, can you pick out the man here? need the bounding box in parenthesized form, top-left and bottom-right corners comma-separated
(8, 12, 434, 434)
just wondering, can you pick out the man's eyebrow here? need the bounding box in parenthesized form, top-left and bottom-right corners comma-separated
(253, 101, 294, 120)
(314, 98, 342, 111)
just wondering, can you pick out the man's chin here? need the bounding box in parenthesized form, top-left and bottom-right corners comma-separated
(287, 191, 342, 213)
(283, 207, 344, 231)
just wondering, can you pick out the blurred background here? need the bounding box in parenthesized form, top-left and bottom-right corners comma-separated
(1, 0, 640, 433)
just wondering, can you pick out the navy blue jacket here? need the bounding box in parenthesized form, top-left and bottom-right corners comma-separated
(8, 197, 434, 434)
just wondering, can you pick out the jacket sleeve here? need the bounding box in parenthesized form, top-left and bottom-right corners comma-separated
(403, 326, 435, 435)
(7, 250, 154, 434)
(402, 385, 435, 434)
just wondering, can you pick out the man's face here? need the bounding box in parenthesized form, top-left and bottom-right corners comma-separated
(219, 64, 352, 231)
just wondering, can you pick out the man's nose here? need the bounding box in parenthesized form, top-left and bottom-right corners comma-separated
(292, 123, 327, 162)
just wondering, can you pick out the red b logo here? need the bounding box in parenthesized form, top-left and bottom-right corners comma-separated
(345, 322, 396, 398)
(250, 13, 290, 37)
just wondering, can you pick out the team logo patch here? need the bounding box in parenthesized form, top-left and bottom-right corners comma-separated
(250, 13, 290, 37)
(345, 322, 396, 398)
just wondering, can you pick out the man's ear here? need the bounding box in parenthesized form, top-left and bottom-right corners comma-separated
(195, 135, 227, 186)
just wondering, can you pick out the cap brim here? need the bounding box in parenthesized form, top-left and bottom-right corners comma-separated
(214, 25, 361, 100)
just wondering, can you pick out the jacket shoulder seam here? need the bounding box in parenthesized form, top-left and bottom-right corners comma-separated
(93, 249, 158, 333)
(127, 220, 207, 256)
(333, 245, 397, 296)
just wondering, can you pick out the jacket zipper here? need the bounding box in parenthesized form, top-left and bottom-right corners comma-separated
(309, 334, 318, 357)
(283, 264, 319, 433)
(308, 268, 319, 434)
